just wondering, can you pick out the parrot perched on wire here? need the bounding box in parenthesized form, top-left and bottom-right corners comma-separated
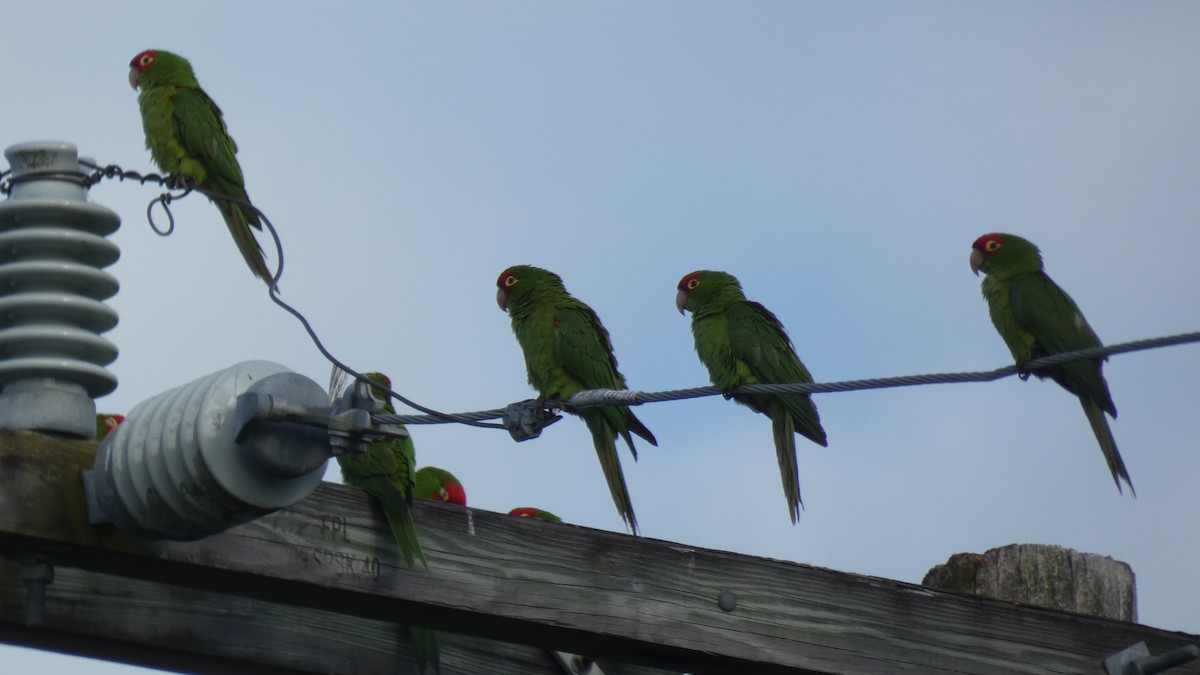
(676, 270, 827, 523)
(95, 414, 125, 440)
(496, 265, 657, 534)
(414, 467, 467, 506)
(969, 233, 1134, 494)
(128, 49, 273, 286)
(331, 370, 440, 674)
(509, 507, 563, 523)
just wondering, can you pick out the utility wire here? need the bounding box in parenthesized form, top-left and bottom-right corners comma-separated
(378, 330, 1200, 425)
(68, 161, 505, 430)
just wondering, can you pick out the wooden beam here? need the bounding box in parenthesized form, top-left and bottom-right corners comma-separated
(0, 428, 1197, 674)
(0, 556, 662, 675)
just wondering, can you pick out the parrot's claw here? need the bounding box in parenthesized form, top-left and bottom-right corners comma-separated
(721, 389, 736, 400)
(1015, 361, 1033, 381)
(165, 174, 195, 192)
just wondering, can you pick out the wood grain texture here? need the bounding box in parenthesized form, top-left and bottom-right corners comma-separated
(1, 428, 1197, 674)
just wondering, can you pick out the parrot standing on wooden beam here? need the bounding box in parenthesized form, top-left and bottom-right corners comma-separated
(509, 507, 563, 523)
(128, 49, 273, 286)
(332, 371, 440, 674)
(95, 414, 125, 440)
(335, 372, 425, 570)
(970, 233, 1134, 494)
(676, 270, 827, 523)
(497, 265, 657, 534)
(414, 467, 467, 506)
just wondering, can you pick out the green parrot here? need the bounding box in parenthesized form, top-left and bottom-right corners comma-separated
(676, 270, 827, 523)
(334, 372, 440, 674)
(414, 467, 467, 505)
(496, 265, 657, 534)
(335, 372, 426, 570)
(128, 49, 272, 285)
(509, 507, 563, 523)
(970, 233, 1133, 494)
(95, 413, 125, 440)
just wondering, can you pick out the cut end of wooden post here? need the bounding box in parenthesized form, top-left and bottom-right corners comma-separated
(923, 543, 1136, 622)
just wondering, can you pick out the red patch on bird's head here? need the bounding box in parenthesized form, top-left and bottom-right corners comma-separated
(677, 270, 703, 292)
(103, 415, 125, 435)
(130, 49, 157, 72)
(436, 481, 467, 506)
(972, 233, 1006, 253)
(497, 267, 519, 289)
(509, 507, 537, 518)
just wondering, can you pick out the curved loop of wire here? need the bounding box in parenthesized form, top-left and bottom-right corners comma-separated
(76, 161, 505, 430)
(147, 191, 180, 236)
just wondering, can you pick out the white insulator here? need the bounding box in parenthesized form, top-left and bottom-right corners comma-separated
(87, 360, 331, 540)
(0, 141, 119, 437)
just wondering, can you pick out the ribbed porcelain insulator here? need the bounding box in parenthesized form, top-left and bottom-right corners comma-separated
(0, 141, 119, 437)
(88, 360, 330, 540)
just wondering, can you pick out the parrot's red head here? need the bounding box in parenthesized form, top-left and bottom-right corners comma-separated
(434, 480, 467, 506)
(509, 507, 538, 518)
(128, 50, 156, 89)
(496, 266, 518, 311)
(106, 414, 125, 429)
(130, 49, 157, 73)
(675, 270, 704, 314)
(970, 232, 1041, 276)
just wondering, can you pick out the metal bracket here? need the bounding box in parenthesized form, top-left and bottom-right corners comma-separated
(502, 399, 562, 441)
(234, 389, 409, 455)
(1104, 641, 1200, 675)
(550, 651, 604, 675)
(21, 556, 55, 626)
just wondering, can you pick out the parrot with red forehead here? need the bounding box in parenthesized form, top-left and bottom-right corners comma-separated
(414, 467, 467, 505)
(128, 49, 273, 285)
(676, 270, 827, 523)
(970, 233, 1133, 493)
(496, 264, 656, 534)
(509, 507, 563, 523)
(95, 414, 124, 440)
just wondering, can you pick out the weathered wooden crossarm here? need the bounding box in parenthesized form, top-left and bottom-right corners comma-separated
(0, 428, 1197, 674)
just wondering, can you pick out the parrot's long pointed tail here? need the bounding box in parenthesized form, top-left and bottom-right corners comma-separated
(585, 412, 639, 535)
(772, 409, 803, 524)
(214, 191, 274, 287)
(1080, 397, 1135, 497)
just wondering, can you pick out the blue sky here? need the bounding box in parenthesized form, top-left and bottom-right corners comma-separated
(4, 3, 1199, 671)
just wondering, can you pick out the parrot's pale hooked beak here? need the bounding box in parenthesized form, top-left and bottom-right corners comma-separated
(128, 67, 141, 90)
(969, 248, 984, 276)
(675, 289, 689, 315)
(496, 287, 509, 312)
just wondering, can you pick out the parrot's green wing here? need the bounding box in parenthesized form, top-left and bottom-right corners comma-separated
(172, 88, 269, 284)
(554, 304, 657, 451)
(1004, 272, 1130, 494)
(337, 446, 426, 571)
(553, 303, 655, 534)
(1007, 272, 1115, 415)
(726, 300, 826, 523)
(172, 88, 245, 190)
(726, 300, 826, 446)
